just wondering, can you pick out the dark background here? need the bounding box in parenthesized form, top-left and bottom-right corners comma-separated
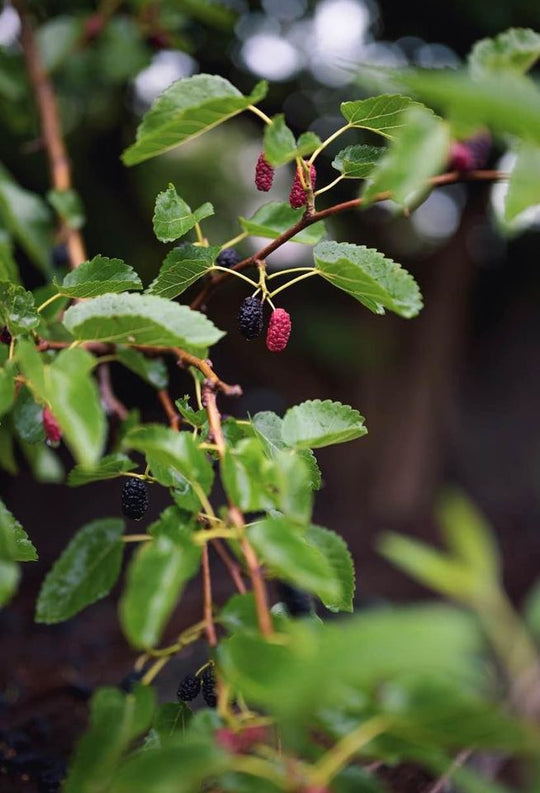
(1, 0, 540, 787)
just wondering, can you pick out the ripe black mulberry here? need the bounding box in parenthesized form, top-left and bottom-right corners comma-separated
(177, 674, 201, 702)
(0, 326, 12, 345)
(276, 581, 314, 617)
(238, 296, 264, 340)
(217, 248, 241, 268)
(121, 478, 149, 521)
(201, 666, 217, 708)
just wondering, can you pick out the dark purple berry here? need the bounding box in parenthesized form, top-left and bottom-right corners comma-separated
(177, 674, 201, 702)
(51, 243, 69, 268)
(238, 296, 264, 340)
(121, 478, 149, 521)
(217, 248, 241, 268)
(448, 131, 491, 172)
(255, 153, 274, 192)
(201, 666, 216, 708)
(275, 581, 314, 617)
(0, 326, 11, 345)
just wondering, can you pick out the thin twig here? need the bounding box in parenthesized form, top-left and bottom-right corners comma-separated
(230, 506, 273, 638)
(211, 538, 247, 595)
(14, 0, 87, 269)
(175, 348, 242, 398)
(425, 749, 472, 793)
(190, 169, 508, 311)
(157, 388, 181, 431)
(201, 381, 226, 456)
(98, 363, 128, 420)
(201, 544, 217, 647)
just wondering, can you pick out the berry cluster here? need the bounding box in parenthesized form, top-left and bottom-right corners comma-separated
(177, 665, 216, 707)
(266, 308, 291, 353)
(238, 297, 292, 353)
(447, 131, 491, 172)
(121, 478, 149, 521)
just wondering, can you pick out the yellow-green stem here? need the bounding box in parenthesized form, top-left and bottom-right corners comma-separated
(315, 174, 345, 197)
(122, 534, 153, 543)
(230, 755, 287, 789)
(267, 267, 315, 281)
(192, 479, 216, 519)
(192, 528, 237, 544)
(212, 265, 258, 288)
(269, 270, 318, 299)
(220, 231, 248, 250)
(248, 105, 273, 126)
(309, 123, 351, 165)
(311, 715, 391, 786)
(37, 292, 63, 313)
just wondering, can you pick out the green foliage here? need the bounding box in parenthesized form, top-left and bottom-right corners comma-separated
(147, 244, 220, 299)
(152, 184, 214, 243)
(468, 28, 540, 79)
(263, 114, 320, 167)
(57, 256, 143, 298)
(505, 142, 540, 221)
(239, 202, 326, 245)
(122, 75, 267, 165)
(68, 453, 137, 486)
(282, 399, 367, 448)
(340, 94, 423, 138)
(47, 188, 85, 230)
(332, 144, 385, 179)
(0, 281, 39, 334)
(314, 241, 423, 318)
(36, 518, 124, 623)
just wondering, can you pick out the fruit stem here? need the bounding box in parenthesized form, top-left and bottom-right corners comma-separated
(310, 715, 391, 786)
(220, 231, 248, 250)
(315, 174, 345, 197)
(266, 267, 316, 280)
(37, 292, 63, 313)
(212, 265, 258, 288)
(248, 105, 273, 126)
(269, 270, 318, 299)
(309, 123, 351, 165)
(192, 528, 238, 544)
(121, 534, 153, 543)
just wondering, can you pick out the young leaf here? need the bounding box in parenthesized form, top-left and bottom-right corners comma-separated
(146, 244, 220, 299)
(363, 107, 451, 207)
(305, 525, 354, 612)
(332, 144, 385, 179)
(313, 240, 423, 318)
(0, 364, 15, 416)
(263, 115, 320, 167)
(282, 399, 367, 449)
(248, 517, 341, 604)
(239, 202, 326, 245)
(154, 702, 193, 742)
(505, 142, 540, 221)
(0, 281, 39, 334)
(0, 164, 53, 274)
(63, 293, 225, 350)
(271, 449, 313, 525)
(68, 453, 137, 486)
(125, 425, 213, 496)
(115, 347, 168, 390)
(436, 490, 500, 583)
(57, 255, 143, 298)
(251, 411, 322, 490)
(19, 440, 64, 484)
(340, 94, 422, 139)
(0, 498, 37, 562)
(64, 685, 155, 793)
(468, 28, 540, 79)
(47, 188, 85, 230)
(36, 518, 124, 623)
(122, 74, 267, 165)
(152, 184, 214, 242)
(13, 386, 45, 444)
(221, 438, 276, 512)
(119, 524, 201, 648)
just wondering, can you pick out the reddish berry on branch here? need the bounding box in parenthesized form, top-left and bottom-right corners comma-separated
(447, 131, 491, 172)
(42, 407, 62, 446)
(289, 163, 317, 208)
(255, 153, 274, 192)
(266, 308, 291, 352)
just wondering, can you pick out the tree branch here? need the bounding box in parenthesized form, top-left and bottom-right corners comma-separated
(13, 0, 87, 269)
(201, 544, 217, 647)
(157, 389, 181, 431)
(98, 363, 128, 421)
(190, 169, 508, 311)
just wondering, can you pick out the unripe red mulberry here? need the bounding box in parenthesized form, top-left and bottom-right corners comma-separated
(42, 407, 61, 446)
(216, 725, 269, 754)
(448, 131, 491, 172)
(255, 153, 274, 192)
(289, 163, 316, 208)
(266, 308, 291, 352)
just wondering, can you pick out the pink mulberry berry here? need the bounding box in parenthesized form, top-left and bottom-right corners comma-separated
(43, 406, 61, 446)
(448, 141, 474, 172)
(266, 308, 291, 352)
(448, 131, 491, 172)
(255, 153, 274, 191)
(289, 162, 316, 208)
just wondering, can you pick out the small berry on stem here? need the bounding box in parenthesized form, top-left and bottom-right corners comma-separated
(177, 673, 201, 702)
(217, 248, 241, 268)
(239, 296, 264, 340)
(121, 478, 149, 521)
(289, 163, 317, 209)
(42, 407, 61, 447)
(255, 153, 274, 192)
(266, 308, 291, 352)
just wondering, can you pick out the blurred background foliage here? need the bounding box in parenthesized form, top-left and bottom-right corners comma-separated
(2, 0, 540, 706)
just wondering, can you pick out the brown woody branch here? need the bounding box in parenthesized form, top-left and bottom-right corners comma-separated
(157, 389, 181, 431)
(201, 544, 217, 646)
(190, 169, 508, 311)
(13, 0, 87, 269)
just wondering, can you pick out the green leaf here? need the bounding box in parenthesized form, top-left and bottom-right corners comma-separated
(505, 142, 540, 221)
(116, 347, 168, 390)
(0, 281, 39, 334)
(13, 386, 45, 444)
(119, 516, 201, 648)
(110, 737, 228, 793)
(0, 560, 19, 606)
(152, 184, 214, 242)
(64, 685, 155, 793)
(154, 702, 193, 742)
(305, 525, 354, 612)
(0, 424, 17, 475)
(0, 230, 20, 284)
(468, 28, 540, 79)
(403, 70, 540, 144)
(221, 438, 275, 512)
(36, 518, 124, 623)
(332, 144, 385, 178)
(122, 74, 267, 165)
(175, 395, 207, 429)
(313, 240, 423, 318)
(340, 94, 423, 139)
(0, 164, 53, 274)
(436, 490, 500, 583)
(239, 202, 326, 246)
(146, 244, 220, 299)
(68, 453, 137, 486)
(47, 188, 85, 230)
(45, 348, 106, 468)
(282, 399, 367, 449)
(125, 425, 213, 496)
(378, 532, 477, 601)
(262, 116, 320, 167)
(19, 439, 64, 484)
(363, 107, 451, 207)
(249, 517, 341, 604)
(58, 255, 143, 298)
(63, 293, 224, 351)
(271, 449, 313, 525)
(0, 364, 15, 417)
(251, 411, 321, 490)
(0, 498, 37, 562)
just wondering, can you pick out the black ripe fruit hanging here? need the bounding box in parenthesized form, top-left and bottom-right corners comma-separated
(216, 248, 241, 268)
(0, 326, 12, 345)
(238, 296, 264, 340)
(121, 478, 149, 521)
(201, 666, 217, 707)
(177, 674, 201, 702)
(275, 581, 314, 617)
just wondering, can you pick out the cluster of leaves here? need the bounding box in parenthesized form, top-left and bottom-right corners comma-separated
(2, 17, 540, 793)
